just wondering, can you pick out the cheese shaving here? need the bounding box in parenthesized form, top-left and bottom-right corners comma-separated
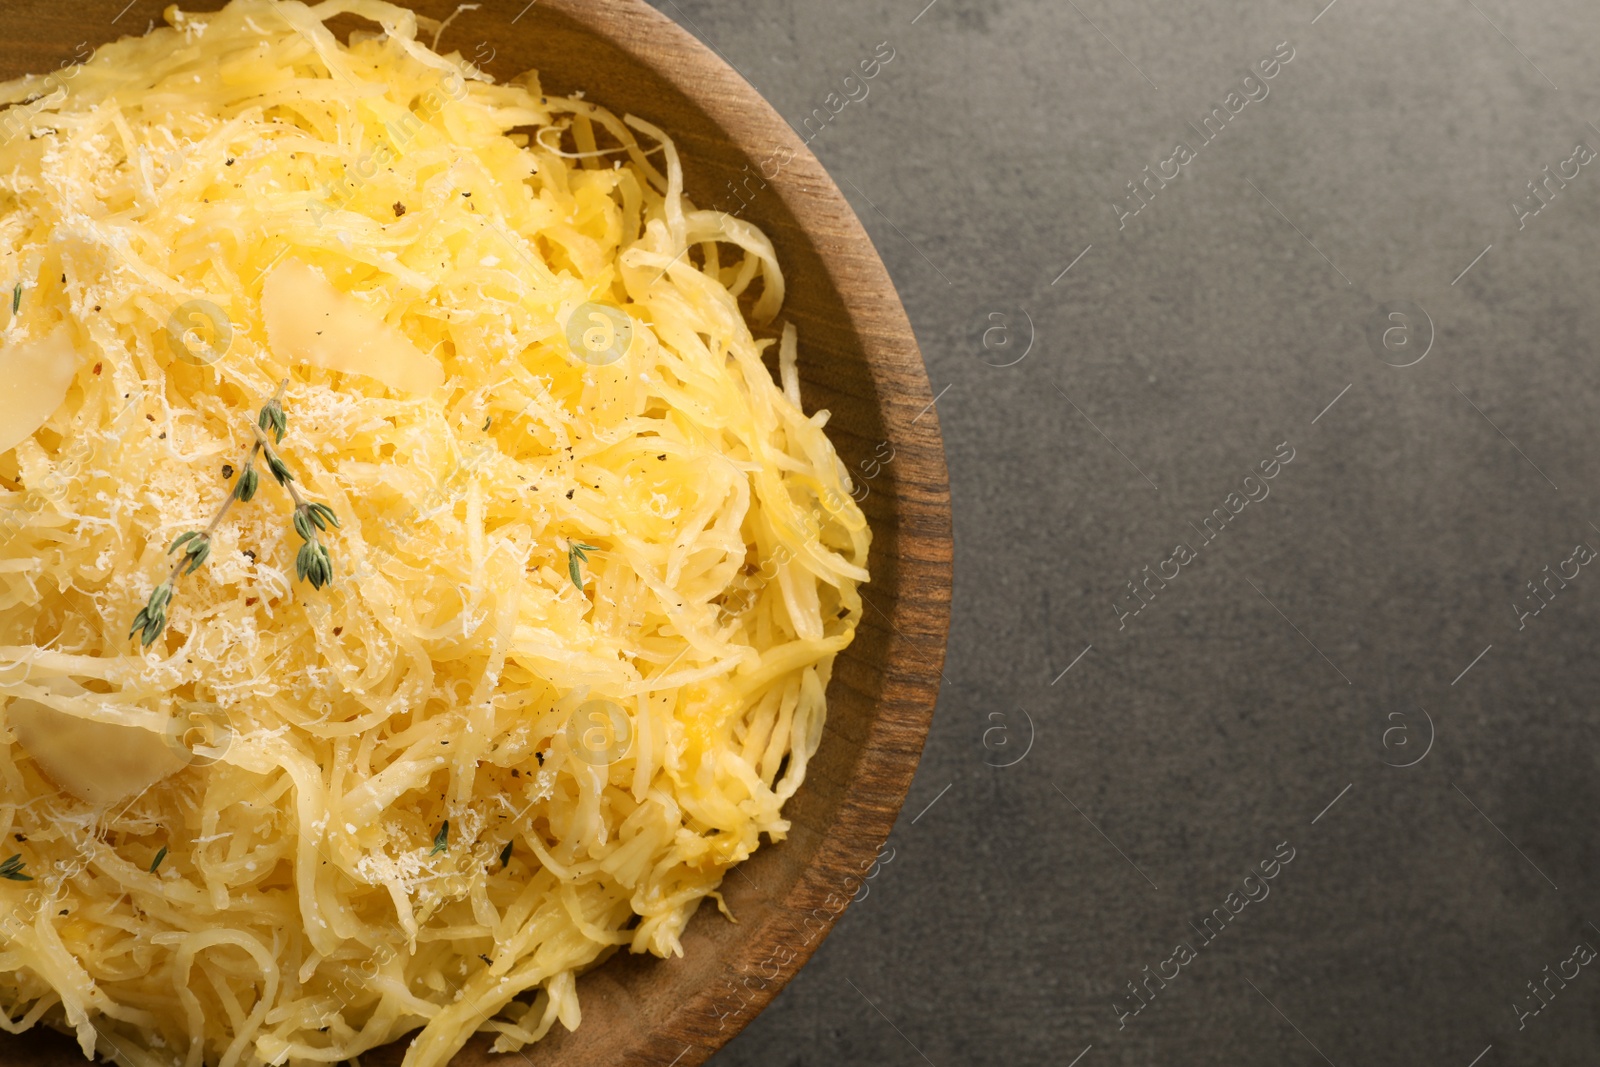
(0, 2, 869, 1065)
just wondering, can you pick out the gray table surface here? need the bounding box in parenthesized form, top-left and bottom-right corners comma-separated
(645, 0, 1600, 1064)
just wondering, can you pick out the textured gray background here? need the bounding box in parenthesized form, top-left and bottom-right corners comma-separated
(644, 0, 1600, 1064)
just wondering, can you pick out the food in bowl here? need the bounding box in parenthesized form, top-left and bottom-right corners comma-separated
(0, 2, 869, 1063)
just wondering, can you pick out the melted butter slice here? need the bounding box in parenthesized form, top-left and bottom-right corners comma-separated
(8, 697, 188, 808)
(262, 258, 444, 394)
(0, 324, 76, 454)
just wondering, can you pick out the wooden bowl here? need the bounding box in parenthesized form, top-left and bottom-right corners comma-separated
(0, 1, 951, 1063)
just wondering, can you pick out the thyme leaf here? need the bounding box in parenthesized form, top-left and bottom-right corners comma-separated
(568, 542, 599, 591)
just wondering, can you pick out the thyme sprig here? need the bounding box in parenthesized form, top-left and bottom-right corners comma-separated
(0, 854, 31, 881)
(130, 382, 285, 647)
(430, 822, 449, 856)
(249, 413, 339, 589)
(130, 381, 338, 647)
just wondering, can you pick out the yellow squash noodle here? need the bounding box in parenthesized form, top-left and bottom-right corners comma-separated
(0, 2, 869, 1064)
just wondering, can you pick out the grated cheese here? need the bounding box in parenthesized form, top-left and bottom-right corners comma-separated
(0, 2, 869, 1065)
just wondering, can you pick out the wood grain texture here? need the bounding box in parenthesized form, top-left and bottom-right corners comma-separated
(0, 1, 951, 1063)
